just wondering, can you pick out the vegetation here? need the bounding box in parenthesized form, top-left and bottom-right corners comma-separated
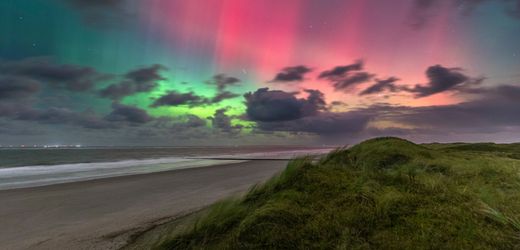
(150, 137, 520, 249)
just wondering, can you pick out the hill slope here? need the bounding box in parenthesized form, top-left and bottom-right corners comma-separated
(147, 137, 520, 249)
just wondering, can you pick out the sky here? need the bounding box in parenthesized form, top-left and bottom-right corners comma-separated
(0, 0, 519, 146)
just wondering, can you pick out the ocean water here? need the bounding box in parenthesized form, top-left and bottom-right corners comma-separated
(0, 146, 334, 190)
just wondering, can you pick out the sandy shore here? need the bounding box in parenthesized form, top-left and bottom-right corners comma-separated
(0, 160, 288, 250)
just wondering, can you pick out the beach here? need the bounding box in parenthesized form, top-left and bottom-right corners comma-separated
(0, 160, 289, 250)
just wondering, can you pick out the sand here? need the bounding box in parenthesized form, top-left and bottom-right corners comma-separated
(0, 160, 288, 250)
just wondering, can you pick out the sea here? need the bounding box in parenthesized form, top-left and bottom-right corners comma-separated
(0, 146, 334, 190)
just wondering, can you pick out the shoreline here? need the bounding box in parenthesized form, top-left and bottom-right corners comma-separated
(0, 160, 289, 250)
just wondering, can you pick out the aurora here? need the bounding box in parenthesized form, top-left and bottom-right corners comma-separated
(0, 0, 519, 145)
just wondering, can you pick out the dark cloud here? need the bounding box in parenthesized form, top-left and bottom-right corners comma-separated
(16, 108, 82, 124)
(318, 60, 374, 91)
(244, 89, 304, 121)
(0, 57, 106, 92)
(150, 91, 207, 107)
(0, 76, 40, 99)
(99, 83, 135, 100)
(407, 65, 477, 97)
(398, 84, 520, 129)
(204, 74, 241, 103)
(360, 77, 400, 95)
(399, 104, 501, 131)
(256, 111, 370, 135)
(318, 60, 363, 80)
(153, 115, 207, 130)
(355, 64, 482, 97)
(245, 86, 369, 136)
(14, 107, 116, 129)
(244, 88, 327, 122)
(99, 64, 165, 100)
(336, 84, 520, 138)
(209, 108, 242, 133)
(151, 89, 239, 108)
(105, 102, 153, 124)
(143, 115, 212, 141)
(3, 54, 519, 143)
(124, 64, 166, 89)
(211, 91, 240, 103)
(183, 115, 207, 128)
(328, 101, 349, 110)
(270, 65, 312, 82)
(207, 74, 241, 91)
(151, 74, 241, 107)
(252, 84, 520, 137)
(332, 72, 374, 91)
(491, 84, 520, 99)
(330, 101, 347, 106)
(303, 89, 327, 111)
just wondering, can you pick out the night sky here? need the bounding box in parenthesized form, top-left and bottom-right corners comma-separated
(0, 0, 519, 146)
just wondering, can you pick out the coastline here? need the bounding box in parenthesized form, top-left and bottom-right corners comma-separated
(0, 160, 289, 250)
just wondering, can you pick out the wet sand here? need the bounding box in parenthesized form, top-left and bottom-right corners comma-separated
(0, 160, 288, 250)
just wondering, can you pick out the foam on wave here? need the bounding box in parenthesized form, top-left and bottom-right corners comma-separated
(0, 148, 332, 190)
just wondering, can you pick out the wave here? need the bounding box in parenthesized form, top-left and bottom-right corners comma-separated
(0, 148, 333, 190)
(190, 148, 333, 160)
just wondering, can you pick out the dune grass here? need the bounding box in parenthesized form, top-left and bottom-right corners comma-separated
(153, 137, 520, 249)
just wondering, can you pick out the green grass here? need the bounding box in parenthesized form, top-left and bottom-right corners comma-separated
(151, 137, 520, 249)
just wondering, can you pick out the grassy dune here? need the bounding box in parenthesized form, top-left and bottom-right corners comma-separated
(149, 137, 520, 249)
